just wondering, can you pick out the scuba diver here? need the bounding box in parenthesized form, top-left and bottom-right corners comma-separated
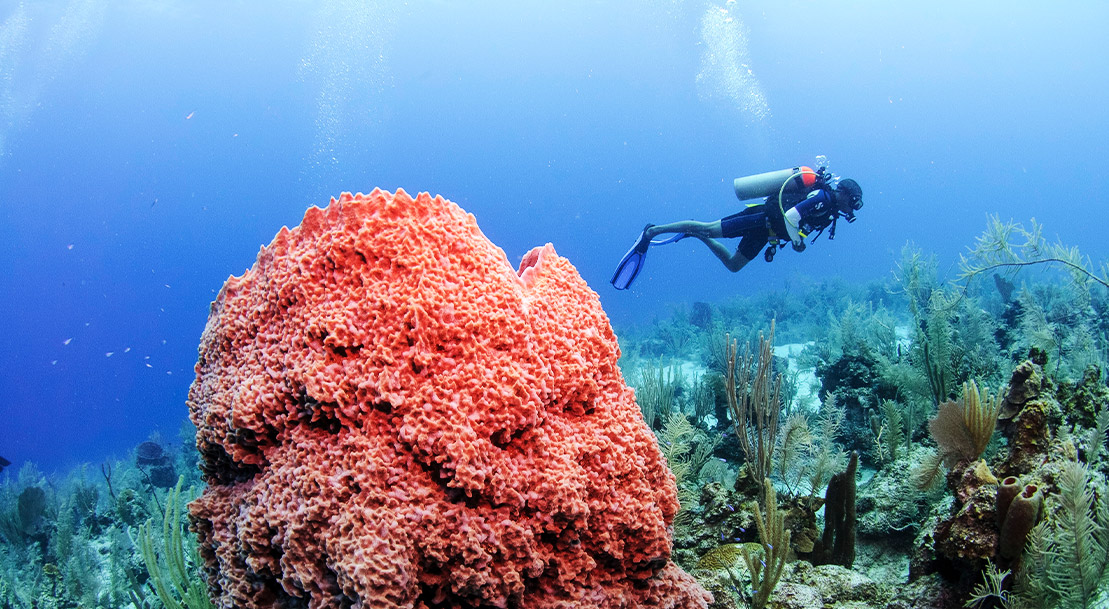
(610, 165, 863, 290)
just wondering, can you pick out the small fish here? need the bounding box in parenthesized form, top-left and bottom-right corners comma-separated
(63, 338, 73, 345)
(106, 352, 113, 357)
(726, 504, 735, 511)
(151, 198, 158, 208)
(66, 244, 74, 250)
(185, 111, 195, 120)
(0, 456, 9, 473)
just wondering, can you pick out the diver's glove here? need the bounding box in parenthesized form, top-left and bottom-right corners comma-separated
(792, 240, 806, 253)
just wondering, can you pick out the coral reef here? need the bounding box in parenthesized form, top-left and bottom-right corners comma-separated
(139, 477, 213, 609)
(0, 432, 206, 608)
(3, 212, 1108, 609)
(998, 357, 1060, 476)
(135, 441, 178, 489)
(926, 460, 1000, 571)
(1019, 460, 1109, 608)
(740, 479, 790, 609)
(908, 348, 1107, 606)
(856, 446, 931, 541)
(16, 488, 46, 538)
(996, 481, 1042, 560)
(690, 302, 714, 331)
(607, 216, 1109, 608)
(816, 351, 898, 461)
(187, 190, 710, 608)
(1057, 364, 1109, 429)
(811, 451, 857, 567)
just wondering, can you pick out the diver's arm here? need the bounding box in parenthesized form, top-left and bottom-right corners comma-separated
(783, 208, 804, 247)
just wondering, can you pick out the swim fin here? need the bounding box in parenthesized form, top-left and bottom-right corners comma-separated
(610, 226, 688, 290)
(610, 236, 649, 290)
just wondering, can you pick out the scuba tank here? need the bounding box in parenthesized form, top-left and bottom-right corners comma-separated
(733, 166, 818, 201)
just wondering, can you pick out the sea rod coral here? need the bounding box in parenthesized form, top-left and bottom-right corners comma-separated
(187, 189, 711, 609)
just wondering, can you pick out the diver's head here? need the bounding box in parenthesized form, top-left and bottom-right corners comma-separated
(834, 179, 863, 213)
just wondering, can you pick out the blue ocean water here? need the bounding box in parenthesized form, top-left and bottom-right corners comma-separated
(0, 0, 1106, 474)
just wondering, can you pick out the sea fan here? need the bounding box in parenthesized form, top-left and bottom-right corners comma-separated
(928, 381, 1003, 467)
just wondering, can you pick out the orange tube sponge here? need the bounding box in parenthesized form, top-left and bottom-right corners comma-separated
(187, 189, 711, 609)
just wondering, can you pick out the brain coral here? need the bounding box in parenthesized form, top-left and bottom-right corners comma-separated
(188, 189, 711, 609)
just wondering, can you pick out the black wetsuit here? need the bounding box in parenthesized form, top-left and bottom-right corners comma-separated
(719, 188, 840, 260)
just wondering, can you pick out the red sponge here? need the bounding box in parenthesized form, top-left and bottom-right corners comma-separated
(188, 189, 711, 609)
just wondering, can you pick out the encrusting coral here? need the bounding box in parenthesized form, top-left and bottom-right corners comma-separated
(187, 190, 711, 609)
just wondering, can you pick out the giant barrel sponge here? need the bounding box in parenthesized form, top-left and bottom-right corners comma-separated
(187, 189, 712, 609)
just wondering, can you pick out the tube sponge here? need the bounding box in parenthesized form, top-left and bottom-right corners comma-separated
(999, 483, 1043, 559)
(995, 476, 1021, 527)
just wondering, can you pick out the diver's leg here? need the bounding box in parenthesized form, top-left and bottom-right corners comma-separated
(644, 220, 723, 240)
(694, 231, 767, 273)
(693, 235, 753, 272)
(641, 214, 764, 272)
